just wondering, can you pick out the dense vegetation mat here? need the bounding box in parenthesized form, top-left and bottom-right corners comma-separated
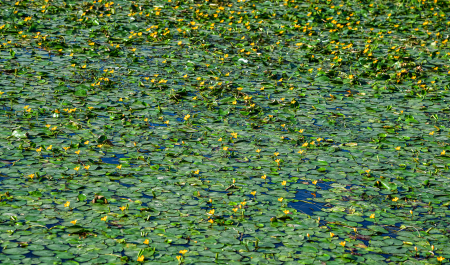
(1, 0, 450, 264)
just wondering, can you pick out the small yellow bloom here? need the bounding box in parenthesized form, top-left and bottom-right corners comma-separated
(28, 174, 35, 179)
(36, 147, 42, 152)
(194, 169, 200, 174)
(75, 150, 81, 155)
(369, 213, 375, 219)
(84, 141, 89, 145)
(176, 256, 182, 261)
(312, 180, 318, 185)
(339, 241, 346, 247)
(395, 146, 401, 151)
(441, 150, 446, 156)
(74, 166, 80, 171)
(70, 220, 77, 225)
(46, 145, 52, 150)
(274, 152, 279, 156)
(223, 146, 229, 151)
(97, 144, 103, 148)
(64, 201, 70, 207)
(278, 197, 283, 202)
(330, 232, 335, 237)
(143, 239, 149, 245)
(281, 181, 287, 186)
(184, 114, 191, 120)
(437, 256, 445, 262)
(45, 124, 51, 128)
(101, 216, 108, 221)
(179, 249, 188, 255)
(84, 165, 90, 170)
(429, 131, 435, 136)
(392, 197, 399, 202)
(119, 206, 126, 211)
(63, 147, 70, 151)
(208, 209, 215, 215)
(283, 210, 289, 214)
(261, 175, 267, 180)
(137, 255, 144, 262)
(117, 164, 122, 170)
(208, 219, 214, 224)
(256, 149, 261, 153)
(298, 150, 304, 154)
(251, 191, 256, 196)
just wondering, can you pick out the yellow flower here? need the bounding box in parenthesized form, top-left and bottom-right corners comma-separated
(97, 144, 103, 148)
(298, 150, 304, 154)
(179, 249, 188, 255)
(392, 197, 399, 202)
(429, 131, 435, 136)
(64, 201, 70, 207)
(74, 166, 80, 171)
(208, 209, 215, 215)
(256, 149, 261, 153)
(395, 146, 401, 151)
(251, 191, 256, 196)
(51, 126, 57, 131)
(194, 169, 200, 174)
(46, 145, 52, 150)
(274, 152, 279, 156)
(278, 197, 283, 202)
(117, 164, 122, 170)
(28, 174, 35, 179)
(119, 206, 126, 211)
(70, 220, 77, 225)
(176, 256, 182, 261)
(84, 141, 89, 145)
(369, 213, 375, 219)
(184, 114, 191, 120)
(101, 216, 108, 221)
(437, 256, 445, 262)
(84, 165, 90, 170)
(298, 129, 304, 133)
(36, 147, 42, 152)
(75, 150, 81, 155)
(302, 142, 308, 147)
(281, 181, 287, 186)
(261, 175, 267, 180)
(232, 208, 238, 212)
(330, 232, 335, 237)
(208, 219, 214, 224)
(143, 239, 149, 244)
(339, 241, 346, 247)
(223, 146, 229, 151)
(312, 180, 318, 185)
(441, 150, 446, 155)
(218, 138, 222, 142)
(45, 124, 51, 128)
(283, 210, 289, 214)
(137, 255, 144, 262)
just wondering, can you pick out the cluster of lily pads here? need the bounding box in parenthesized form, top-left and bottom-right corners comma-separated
(0, 0, 450, 264)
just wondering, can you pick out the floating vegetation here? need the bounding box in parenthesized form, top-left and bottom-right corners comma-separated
(0, 0, 450, 264)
